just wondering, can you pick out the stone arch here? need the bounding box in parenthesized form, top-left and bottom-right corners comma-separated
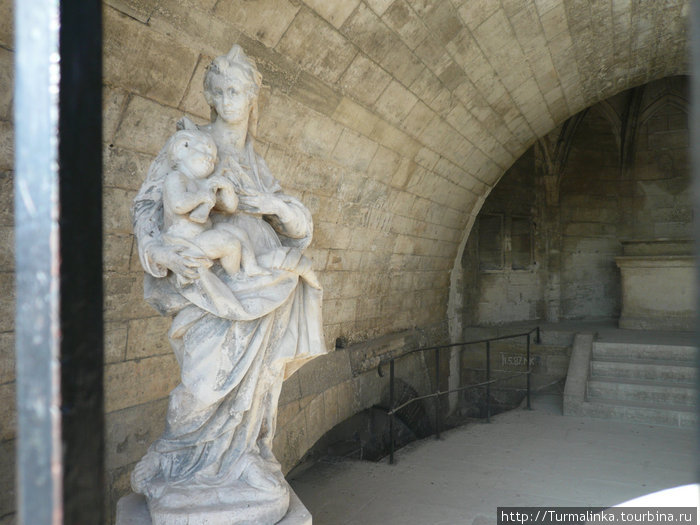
(639, 93, 689, 127)
(445, 1, 689, 339)
(448, 73, 691, 334)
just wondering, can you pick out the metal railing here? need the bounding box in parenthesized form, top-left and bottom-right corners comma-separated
(377, 327, 541, 464)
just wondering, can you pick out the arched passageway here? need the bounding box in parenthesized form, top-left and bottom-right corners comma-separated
(455, 76, 691, 331)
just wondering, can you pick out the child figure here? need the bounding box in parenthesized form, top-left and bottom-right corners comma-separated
(162, 129, 268, 285)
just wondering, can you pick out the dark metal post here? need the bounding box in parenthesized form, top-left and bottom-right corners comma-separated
(526, 333, 532, 410)
(58, 2, 104, 522)
(485, 340, 491, 422)
(389, 359, 395, 464)
(536, 326, 541, 344)
(435, 348, 441, 439)
(14, 1, 104, 524)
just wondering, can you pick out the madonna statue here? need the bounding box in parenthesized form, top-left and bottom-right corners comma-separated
(130, 45, 325, 525)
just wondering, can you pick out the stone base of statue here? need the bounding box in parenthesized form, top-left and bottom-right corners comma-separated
(116, 484, 312, 525)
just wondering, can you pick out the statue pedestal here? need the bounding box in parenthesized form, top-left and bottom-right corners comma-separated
(116, 489, 312, 525)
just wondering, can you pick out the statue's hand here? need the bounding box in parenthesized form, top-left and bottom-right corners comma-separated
(208, 175, 239, 213)
(207, 174, 235, 193)
(149, 243, 210, 280)
(238, 192, 285, 216)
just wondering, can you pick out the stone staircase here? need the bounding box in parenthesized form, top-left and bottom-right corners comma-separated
(564, 335, 698, 428)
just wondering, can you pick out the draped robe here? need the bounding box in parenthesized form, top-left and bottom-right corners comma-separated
(132, 130, 325, 523)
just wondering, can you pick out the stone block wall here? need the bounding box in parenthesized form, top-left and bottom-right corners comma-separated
(0, 4, 14, 522)
(0, 0, 691, 523)
(273, 325, 445, 475)
(460, 149, 542, 325)
(628, 78, 691, 240)
(558, 102, 625, 319)
(560, 77, 691, 320)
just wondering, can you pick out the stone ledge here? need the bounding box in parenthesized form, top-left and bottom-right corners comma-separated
(619, 315, 695, 332)
(615, 255, 694, 268)
(620, 238, 693, 257)
(346, 322, 448, 376)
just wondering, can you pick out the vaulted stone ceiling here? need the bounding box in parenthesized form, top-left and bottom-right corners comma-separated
(98, 0, 689, 345)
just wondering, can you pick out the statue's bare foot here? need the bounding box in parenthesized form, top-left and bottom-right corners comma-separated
(131, 451, 161, 493)
(241, 457, 280, 491)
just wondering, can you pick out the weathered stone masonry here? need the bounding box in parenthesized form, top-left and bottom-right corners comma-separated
(0, 1, 690, 523)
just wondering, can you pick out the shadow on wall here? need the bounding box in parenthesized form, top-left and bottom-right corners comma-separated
(272, 326, 446, 475)
(287, 378, 433, 470)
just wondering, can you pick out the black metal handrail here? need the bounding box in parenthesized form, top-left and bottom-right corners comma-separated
(377, 326, 541, 464)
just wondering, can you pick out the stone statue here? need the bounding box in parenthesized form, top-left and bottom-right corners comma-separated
(130, 45, 325, 525)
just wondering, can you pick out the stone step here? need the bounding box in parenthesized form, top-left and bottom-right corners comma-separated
(592, 341, 697, 362)
(574, 398, 698, 428)
(590, 359, 697, 383)
(587, 378, 697, 407)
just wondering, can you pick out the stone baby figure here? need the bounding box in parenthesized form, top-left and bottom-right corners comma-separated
(162, 128, 268, 285)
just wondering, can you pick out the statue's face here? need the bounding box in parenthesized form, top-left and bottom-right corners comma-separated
(180, 137, 217, 179)
(207, 69, 253, 125)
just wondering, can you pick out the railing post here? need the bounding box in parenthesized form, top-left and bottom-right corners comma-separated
(15, 3, 62, 519)
(486, 340, 491, 423)
(526, 333, 532, 410)
(389, 359, 395, 465)
(15, 2, 104, 524)
(435, 348, 441, 440)
(536, 326, 541, 344)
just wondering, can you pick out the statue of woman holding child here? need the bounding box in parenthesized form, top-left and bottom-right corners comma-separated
(130, 45, 325, 525)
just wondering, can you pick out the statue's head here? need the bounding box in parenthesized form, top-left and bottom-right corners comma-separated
(204, 45, 263, 134)
(167, 129, 217, 179)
